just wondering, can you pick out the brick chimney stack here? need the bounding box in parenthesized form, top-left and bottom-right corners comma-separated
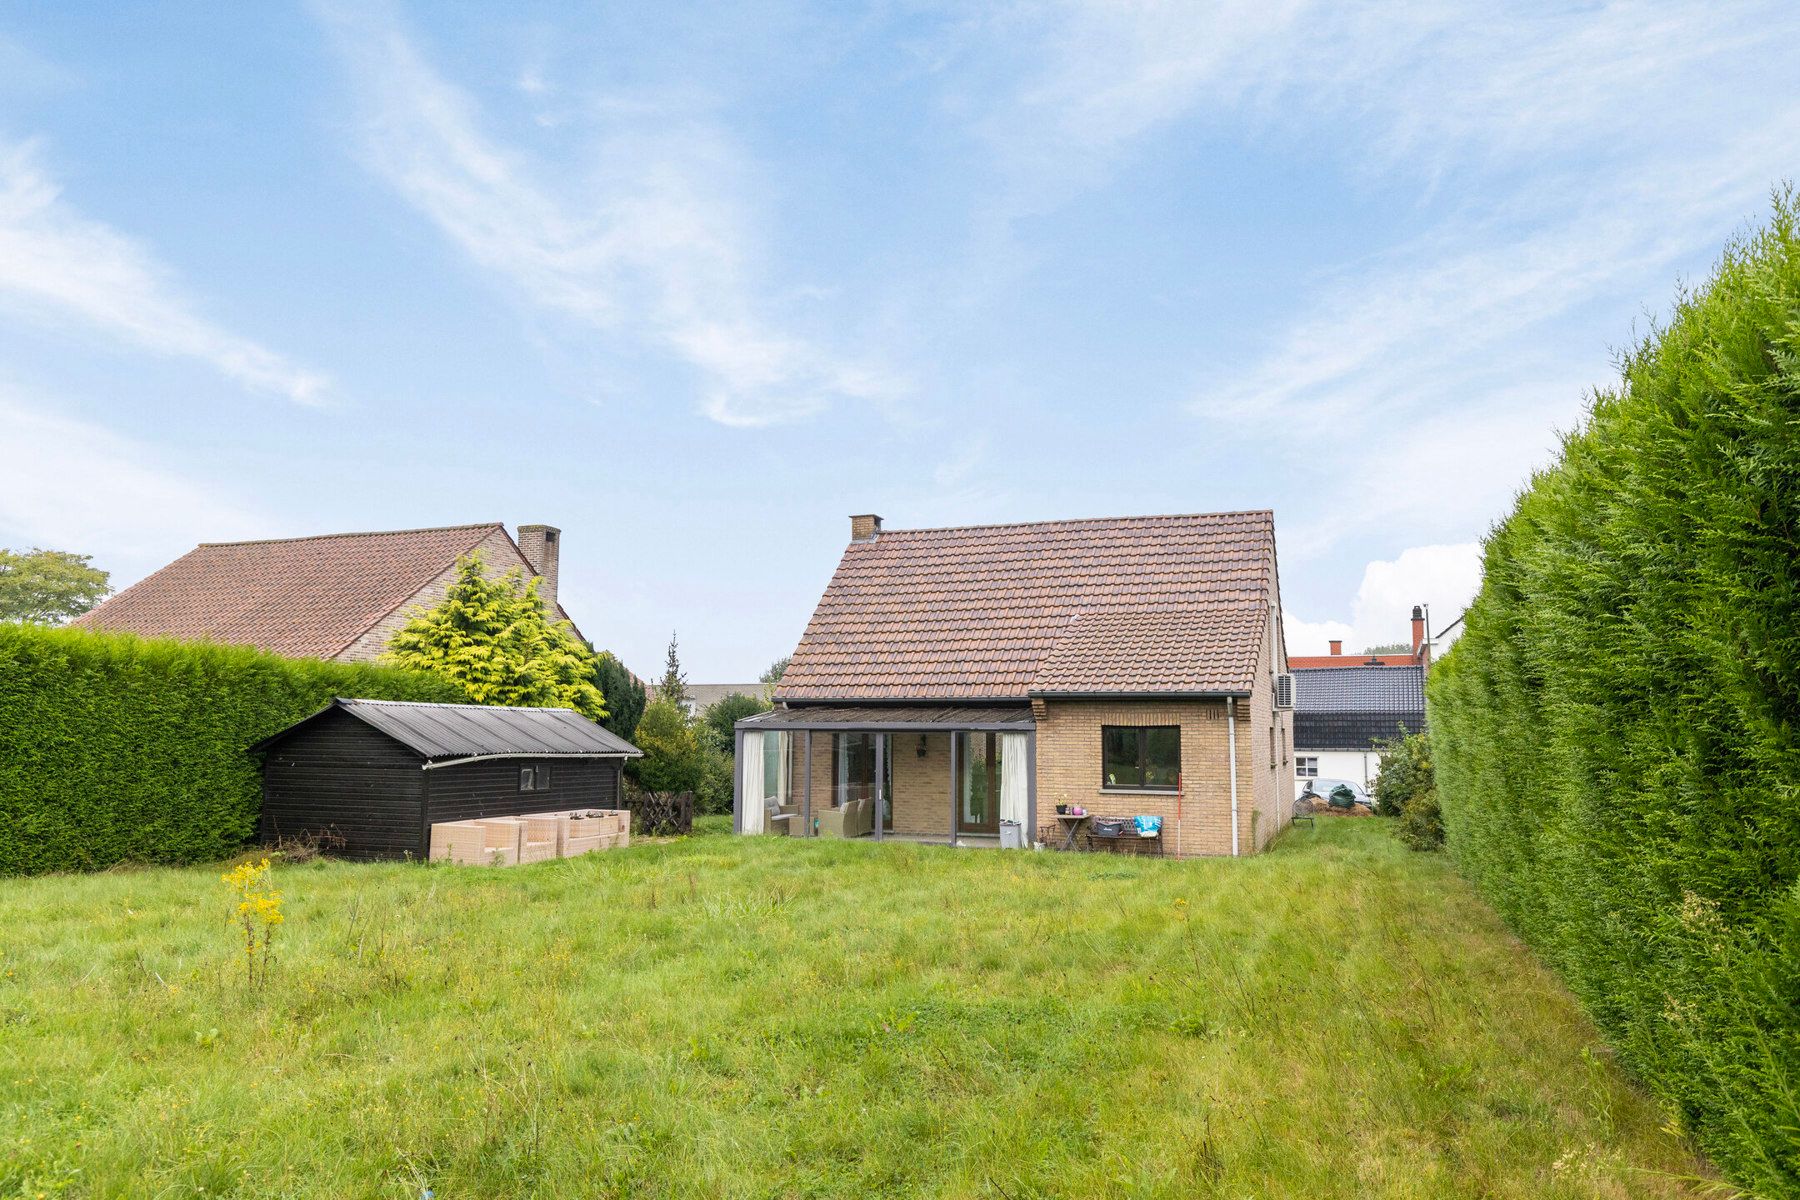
(1328, 639, 1343, 656)
(517, 524, 561, 614)
(1411, 605, 1425, 656)
(850, 514, 883, 542)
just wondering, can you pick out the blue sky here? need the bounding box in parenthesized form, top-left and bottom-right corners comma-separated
(2, 2, 1796, 679)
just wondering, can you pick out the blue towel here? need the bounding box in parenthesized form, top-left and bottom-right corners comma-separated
(1134, 814, 1162, 837)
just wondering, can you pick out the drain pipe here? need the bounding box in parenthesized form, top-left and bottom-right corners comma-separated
(1227, 697, 1240, 857)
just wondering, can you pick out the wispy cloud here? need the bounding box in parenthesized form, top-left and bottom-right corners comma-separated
(0, 386, 266, 563)
(0, 140, 329, 403)
(980, 2, 1785, 189)
(315, 3, 903, 427)
(1194, 119, 1800, 433)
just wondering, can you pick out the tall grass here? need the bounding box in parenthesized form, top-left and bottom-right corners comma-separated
(0, 822, 1716, 1198)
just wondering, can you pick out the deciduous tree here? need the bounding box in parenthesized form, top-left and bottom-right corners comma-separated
(0, 548, 110, 624)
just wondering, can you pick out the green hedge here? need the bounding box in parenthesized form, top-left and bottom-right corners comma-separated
(1428, 198, 1800, 1196)
(0, 624, 461, 874)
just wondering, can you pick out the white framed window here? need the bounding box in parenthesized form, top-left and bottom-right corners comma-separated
(1296, 756, 1319, 778)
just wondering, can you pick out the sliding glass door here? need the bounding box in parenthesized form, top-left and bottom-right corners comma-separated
(832, 732, 892, 830)
(956, 732, 1002, 835)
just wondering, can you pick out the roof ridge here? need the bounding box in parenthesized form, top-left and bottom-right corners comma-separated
(341, 697, 579, 713)
(199, 522, 505, 548)
(872, 510, 1274, 537)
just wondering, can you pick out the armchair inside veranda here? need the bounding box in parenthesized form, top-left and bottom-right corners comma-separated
(814, 796, 873, 839)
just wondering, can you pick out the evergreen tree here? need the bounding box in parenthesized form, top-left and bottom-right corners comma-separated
(383, 553, 606, 719)
(591, 651, 646, 742)
(659, 631, 689, 711)
(628, 699, 703, 793)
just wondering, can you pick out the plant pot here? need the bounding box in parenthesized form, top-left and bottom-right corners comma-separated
(1055, 804, 1069, 815)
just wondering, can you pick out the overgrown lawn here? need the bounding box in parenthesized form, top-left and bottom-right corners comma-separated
(0, 820, 1718, 1197)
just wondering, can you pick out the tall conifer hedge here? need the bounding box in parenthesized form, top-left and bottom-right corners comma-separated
(1428, 196, 1800, 1195)
(0, 624, 460, 874)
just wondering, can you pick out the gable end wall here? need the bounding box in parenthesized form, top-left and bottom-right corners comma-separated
(336, 527, 526, 663)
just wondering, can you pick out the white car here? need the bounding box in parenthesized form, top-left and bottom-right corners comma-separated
(1299, 777, 1374, 811)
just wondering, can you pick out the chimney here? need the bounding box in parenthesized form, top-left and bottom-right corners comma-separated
(850, 513, 883, 542)
(1328, 639, 1343, 656)
(517, 524, 561, 614)
(1411, 605, 1425, 656)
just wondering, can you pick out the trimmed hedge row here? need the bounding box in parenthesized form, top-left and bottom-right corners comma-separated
(0, 624, 461, 874)
(1428, 199, 1800, 1195)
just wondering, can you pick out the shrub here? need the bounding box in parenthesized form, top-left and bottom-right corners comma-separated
(1395, 786, 1443, 851)
(627, 699, 702, 795)
(699, 691, 770, 755)
(0, 624, 460, 874)
(1371, 727, 1433, 818)
(1427, 194, 1800, 1196)
(694, 743, 735, 815)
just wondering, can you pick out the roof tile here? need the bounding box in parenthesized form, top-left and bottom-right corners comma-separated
(74, 524, 503, 659)
(775, 511, 1276, 701)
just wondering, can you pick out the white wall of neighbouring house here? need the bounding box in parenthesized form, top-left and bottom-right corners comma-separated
(1294, 749, 1383, 798)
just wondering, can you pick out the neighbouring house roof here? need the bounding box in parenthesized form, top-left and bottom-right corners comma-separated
(1292, 664, 1426, 751)
(649, 683, 766, 711)
(254, 697, 641, 761)
(775, 511, 1277, 702)
(739, 704, 1035, 730)
(1288, 652, 1420, 669)
(73, 523, 576, 659)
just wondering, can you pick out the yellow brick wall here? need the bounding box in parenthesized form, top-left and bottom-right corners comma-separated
(1246, 610, 1295, 851)
(1033, 696, 1252, 858)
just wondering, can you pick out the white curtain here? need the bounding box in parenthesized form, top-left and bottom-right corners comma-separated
(775, 732, 791, 809)
(999, 733, 1028, 841)
(741, 733, 766, 834)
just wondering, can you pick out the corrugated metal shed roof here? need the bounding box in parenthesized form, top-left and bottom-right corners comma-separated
(264, 698, 641, 760)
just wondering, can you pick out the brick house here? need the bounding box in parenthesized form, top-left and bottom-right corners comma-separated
(733, 512, 1296, 857)
(73, 522, 580, 663)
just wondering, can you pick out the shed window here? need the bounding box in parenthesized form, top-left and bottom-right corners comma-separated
(1296, 756, 1319, 778)
(1102, 726, 1180, 790)
(520, 764, 552, 792)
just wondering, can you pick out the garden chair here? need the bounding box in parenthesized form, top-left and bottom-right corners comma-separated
(1291, 795, 1316, 828)
(763, 796, 798, 836)
(815, 796, 871, 838)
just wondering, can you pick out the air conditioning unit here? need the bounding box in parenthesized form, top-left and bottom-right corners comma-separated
(1274, 673, 1294, 710)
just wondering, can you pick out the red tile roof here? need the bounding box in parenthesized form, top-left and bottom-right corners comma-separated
(775, 511, 1276, 702)
(75, 523, 505, 659)
(1288, 653, 1420, 669)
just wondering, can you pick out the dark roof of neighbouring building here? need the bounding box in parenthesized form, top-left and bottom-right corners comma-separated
(1292, 664, 1426, 751)
(74, 523, 583, 660)
(774, 511, 1277, 702)
(254, 698, 641, 760)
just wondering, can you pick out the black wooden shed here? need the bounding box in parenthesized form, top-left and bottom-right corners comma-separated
(253, 698, 642, 860)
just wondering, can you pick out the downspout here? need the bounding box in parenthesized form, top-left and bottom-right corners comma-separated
(1227, 697, 1240, 857)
